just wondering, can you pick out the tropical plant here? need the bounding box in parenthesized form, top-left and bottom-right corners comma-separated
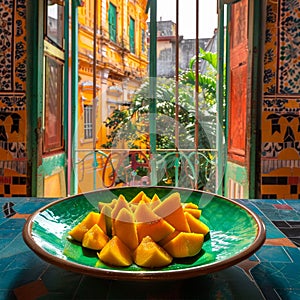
(101, 48, 219, 190)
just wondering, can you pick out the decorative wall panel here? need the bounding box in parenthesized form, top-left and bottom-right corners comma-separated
(261, 0, 300, 199)
(0, 0, 27, 196)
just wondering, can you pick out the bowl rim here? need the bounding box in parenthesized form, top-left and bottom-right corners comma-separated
(23, 186, 266, 281)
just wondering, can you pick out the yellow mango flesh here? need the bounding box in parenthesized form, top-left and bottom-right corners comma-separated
(133, 236, 172, 268)
(163, 232, 204, 257)
(82, 224, 109, 250)
(100, 205, 113, 237)
(134, 200, 175, 242)
(185, 212, 210, 235)
(136, 219, 175, 243)
(114, 208, 139, 250)
(98, 236, 132, 267)
(68, 212, 101, 242)
(154, 192, 190, 232)
(129, 191, 149, 204)
(183, 207, 202, 219)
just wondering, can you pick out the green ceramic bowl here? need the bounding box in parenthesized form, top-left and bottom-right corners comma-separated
(23, 186, 265, 281)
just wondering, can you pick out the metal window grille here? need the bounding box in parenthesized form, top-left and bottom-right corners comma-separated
(84, 105, 93, 139)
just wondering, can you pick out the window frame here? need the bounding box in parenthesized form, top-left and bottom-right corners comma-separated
(108, 2, 117, 43)
(129, 17, 135, 53)
(43, 54, 64, 153)
(83, 104, 93, 140)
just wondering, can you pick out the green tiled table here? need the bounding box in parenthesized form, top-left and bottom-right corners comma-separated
(1, 197, 300, 299)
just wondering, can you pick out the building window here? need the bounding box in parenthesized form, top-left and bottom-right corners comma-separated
(84, 105, 93, 139)
(108, 2, 117, 43)
(46, 1, 64, 49)
(141, 29, 146, 52)
(129, 17, 135, 53)
(44, 56, 64, 152)
(43, 0, 65, 153)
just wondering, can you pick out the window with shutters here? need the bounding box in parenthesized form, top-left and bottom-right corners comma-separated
(129, 17, 135, 53)
(108, 3, 117, 43)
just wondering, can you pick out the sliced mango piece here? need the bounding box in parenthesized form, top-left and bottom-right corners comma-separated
(133, 236, 173, 268)
(150, 193, 161, 209)
(98, 199, 117, 211)
(82, 224, 109, 250)
(98, 236, 132, 267)
(114, 207, 139, 250)
(185, 212, 210, 235)
(163, 232, 204, 257)
(183, 207, 201, 219)
(111, 194, 131, 219)
(100, 205, 113, 237)
(68, 211, 100, 242)
(154, 193, 190, 232)
(98, 212, 107, 234)
(182, 202, 199, 209)
(129, 191, 150, 204)
(134, 201, 175, 242)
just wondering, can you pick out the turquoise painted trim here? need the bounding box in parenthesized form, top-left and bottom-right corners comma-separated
(71, 2, 79, 195)
(64, 0, 70, 193)
(28, 0, 45, 196)
(26, 0, 38, 196)
(149, 0, 157, 185)
(216, 2, 225, 195)
(224, 161, 249, 198)
(41, 154, 66, 177)
(224, 4, 231, 198)
(248, 0, 264, 198)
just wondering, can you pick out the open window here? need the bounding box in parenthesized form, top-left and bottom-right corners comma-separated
(43, 0, 65, 153)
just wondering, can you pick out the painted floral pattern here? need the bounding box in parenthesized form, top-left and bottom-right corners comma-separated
(0, 0, 27, 196)
(262, 0, 300, 199)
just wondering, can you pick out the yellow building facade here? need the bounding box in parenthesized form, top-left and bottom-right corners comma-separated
(76, 0, 149, 193)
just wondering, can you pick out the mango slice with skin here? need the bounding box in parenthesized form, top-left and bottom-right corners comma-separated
(185, 212, 210, 235)
(154, 193, 190, 232)
(100, 205, 113, 237)
(183, 207, 201, 219)
(129, 191, 151, 204)
(82, 224, 109, 250)
(98, 236, 133, 267)
(68, 212, 101, 242)
(114, 207, 139, 250)
(133, 236, 173, 268)
(134, 201, 175, 242)
(162, 231, 204, 258)
(150, 193, 161, 210)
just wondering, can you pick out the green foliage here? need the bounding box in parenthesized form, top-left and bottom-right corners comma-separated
(101, 48, 219, 190)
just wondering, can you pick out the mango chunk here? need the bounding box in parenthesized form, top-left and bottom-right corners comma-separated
(114, 208, 139, 250)
(68, 212, 101, 242)
(100, 205, 113, 237)
(134, 201, 175, 242)
(82, 224, 109, 250)
(133, 236, 173, 268)
(129, 191, 150, 204)
(111, 194, 131, 220)
(154, 193, 190, 232)
(182, 202, 198, 209)
(98, 236, 132, 267)
(163, 232, 204, 257)
(150, 193, 161, 209)
(185, 212, 210, 235)
(183, 207, 201, 219)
